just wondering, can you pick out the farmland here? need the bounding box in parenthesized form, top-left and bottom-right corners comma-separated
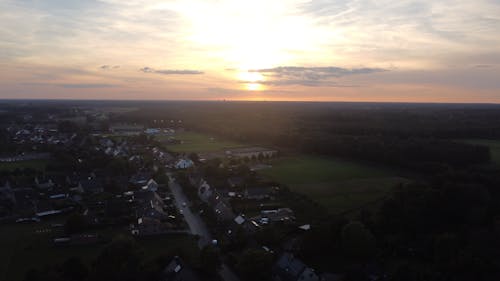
(458, 139, 500, 166)
(157, 131, 245, 153)
(260, 155, 407, 214)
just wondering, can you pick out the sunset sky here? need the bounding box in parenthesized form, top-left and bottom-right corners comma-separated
(1, 0, 500, 102)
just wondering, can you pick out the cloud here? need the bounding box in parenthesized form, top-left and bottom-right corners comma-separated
(140, 67, 204, 75)
(58, 83, 116, 88)
(251, 66, 385, 77)
(20, 82, 116, 88)
(245, 66, 385, 87)
(100, 65, 120, 70)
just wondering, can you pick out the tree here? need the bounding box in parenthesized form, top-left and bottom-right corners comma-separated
(236, 249, 274, 281)
(341, 221, 376, 261)
(200, 245, 221, 277)
(65, 213, 88, 235)
(58, 121, 79, 133)
(257, 152, 264, 162)
(91, 235, 143, 281)
(433, 233, 459, 266)
(188, 152, 200, 163)
(61, 257, 89, 281)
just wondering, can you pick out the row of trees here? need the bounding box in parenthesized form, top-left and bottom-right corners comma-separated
(297, 166, 500, 280)
(24, 235, 219, 281)
(297, 135, 491, 168)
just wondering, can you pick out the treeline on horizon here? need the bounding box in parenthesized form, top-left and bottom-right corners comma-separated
(116, 102, 500, 170)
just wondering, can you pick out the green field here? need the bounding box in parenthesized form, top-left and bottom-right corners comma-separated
(459, 139, 500, 166)
(260, 155, 407, 214)
(157, 131, 244, 153)
(0, 160, 48, 172)
(0, 221, 199, 281)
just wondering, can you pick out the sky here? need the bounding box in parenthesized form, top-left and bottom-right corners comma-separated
(1, 0, 500, 102)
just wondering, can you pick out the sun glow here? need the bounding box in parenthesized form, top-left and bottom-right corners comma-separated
(237, 71, 263, 82)
(173, 0, 324, 70)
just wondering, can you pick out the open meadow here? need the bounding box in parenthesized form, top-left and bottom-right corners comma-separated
(0, 219, 199, 281)
(0, 160, 48, 172)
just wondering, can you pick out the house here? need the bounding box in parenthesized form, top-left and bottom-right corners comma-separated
(0, 181, 15, 205)
(216, 187, 232, 198)
(79, 177, 104, 194)
(197, 181, 213, 203)
(142, 179, 159, 192)
(227, 177, 244, 188)
(234, 215, 246, 225)
(145, 128, 161, 135)
(320, 273, 342, 281)
(105, 197, 133, 218)
(100, 138, 114, 148)
(105, 175, 130, 193)
(161, 256, 202, 281)
(225, 147, 278, 159)
(35, 176, 54, 190)
(13, 188, 37, 216)
(110, 123, 144, 135)
(175, 158, 194, 169)
(244, 186, 275, 200)
(273, 253, 319, 281)
(260, 208, 295, 223)
(134, 190, 169, 221)
(69, 234, 101, 245)
(213, 200, 235, 222)
(188, 173, 203, 187)
(131, 217, 172, 236)
(66, 174, 80, 188)
(129, 172, 152, 187)
(0, 181, 15, 216)
(209, 193, 236, 222)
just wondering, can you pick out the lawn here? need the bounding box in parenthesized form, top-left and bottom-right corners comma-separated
(0, 220, 199, 281)
(157, 131, 245, 153)
(458, 139, 500, 166)
(0, 160, 48, 172)
(260, 155, 407, 214)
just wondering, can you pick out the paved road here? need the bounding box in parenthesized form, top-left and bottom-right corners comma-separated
(168, 176, 241, 281)
(168, 177, 212, 248)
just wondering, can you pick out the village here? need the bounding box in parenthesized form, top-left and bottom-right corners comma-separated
(0, 107, 331, 281)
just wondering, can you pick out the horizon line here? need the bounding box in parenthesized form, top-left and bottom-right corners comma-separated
(1, 98, 500, 106)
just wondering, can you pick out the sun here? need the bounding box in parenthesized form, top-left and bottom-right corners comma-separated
(237, 71, 264, 91)
(246, 83, 263, 91)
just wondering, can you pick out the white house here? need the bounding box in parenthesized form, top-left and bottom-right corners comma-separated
(145, 128, 161, 135)
(175, 159, 194, 169)
(142, 179, 159, 192)
(197, 181, 213, 203)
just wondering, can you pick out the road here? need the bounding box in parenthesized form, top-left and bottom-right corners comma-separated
(168, 177, 212, 248)
(168, 176, 241, 281)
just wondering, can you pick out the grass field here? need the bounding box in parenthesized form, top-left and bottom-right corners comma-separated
(459, 139, 500, 166)
(157, 131, 245, 153)
(0, 160, 48, 172)
(0, 220, 199, 281)
(260, 155, 407, 214)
